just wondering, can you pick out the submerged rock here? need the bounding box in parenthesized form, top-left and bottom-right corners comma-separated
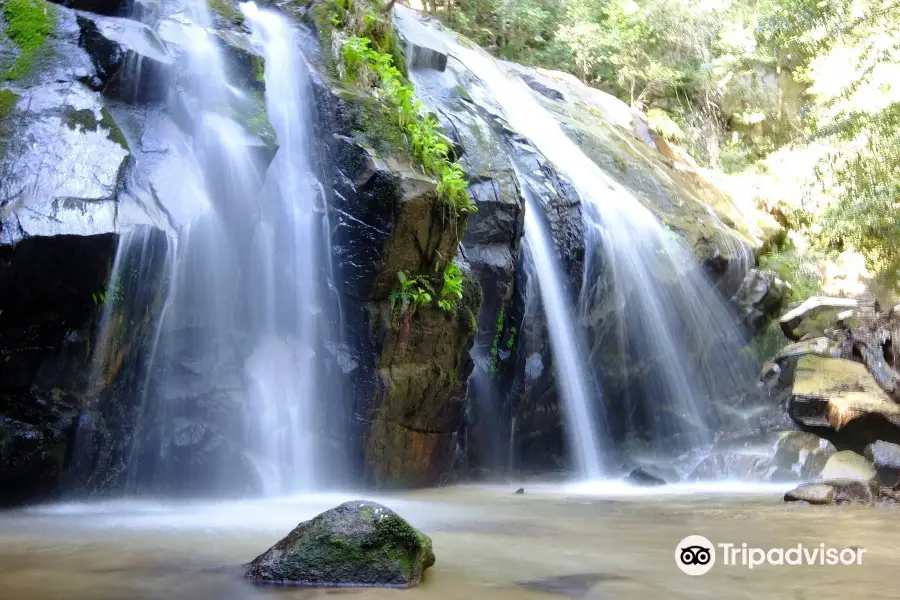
(245, 501, 435, 587)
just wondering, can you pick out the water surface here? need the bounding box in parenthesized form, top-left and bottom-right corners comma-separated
(1, 484, 897, 599)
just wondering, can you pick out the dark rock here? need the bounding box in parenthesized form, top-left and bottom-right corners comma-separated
(55, 0, 131, 15)
(772, 432, 834, 479)
(732, 269, 790, 332)
(864, 440, 900, 487)
(245, 500, 435, 587)
(784, 479, 878, 505)
(76, 13, 174, 102)
(520, 74, 565, 102)
(514, 487, 524, 494)
(625, 467, 666, 486)
(393, 6, 447, 72)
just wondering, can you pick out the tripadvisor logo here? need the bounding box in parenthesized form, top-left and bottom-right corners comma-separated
(675, 535, 867, 575)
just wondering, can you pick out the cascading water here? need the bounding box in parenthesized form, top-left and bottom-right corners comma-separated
(240, 2, 327, 494)
(521, 192, 605, 478)
(111, 0, 334, 495)
(443, 40, 756, 460)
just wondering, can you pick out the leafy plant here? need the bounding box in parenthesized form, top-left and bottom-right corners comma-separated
(337, 29, 476, 216)
(92, 280, 125, 307)
(438, 262, 464, 312)
(389, 270, 434, 315)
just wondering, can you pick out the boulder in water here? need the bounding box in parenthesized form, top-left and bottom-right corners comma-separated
(784, 483, 836, 505)
(245, 500, 435, 587)
(625, 467, 666, 486)
(732, 269, 790, 332)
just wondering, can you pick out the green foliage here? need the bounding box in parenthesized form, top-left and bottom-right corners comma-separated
(488, 308, 504, 374)
(646, 108, 685, 141)
(389, 270, 434, 316)
(813, 103, 900, 272)
(2, 0, 55, 81)
(339, 34, 475, 215)
(207, 0, 243, 24)
(92, 280, 124, 307)
(437, 262, 464, 312)
(757, 248, 822, 301)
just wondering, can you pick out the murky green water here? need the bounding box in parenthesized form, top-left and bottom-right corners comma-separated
(1, 483, 897, 599)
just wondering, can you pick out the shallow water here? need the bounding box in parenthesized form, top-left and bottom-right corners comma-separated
(1, 483, 898, 599)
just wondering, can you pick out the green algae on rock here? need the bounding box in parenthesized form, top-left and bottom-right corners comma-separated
(245, 500, 435, 587)
(2, 0, 56, 81)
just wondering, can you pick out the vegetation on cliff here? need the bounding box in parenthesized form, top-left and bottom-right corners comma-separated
(2, 0, 55, 81)
(428, 0, 900, 303)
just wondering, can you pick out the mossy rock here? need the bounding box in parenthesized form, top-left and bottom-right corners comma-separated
(245, 500, 435, 587)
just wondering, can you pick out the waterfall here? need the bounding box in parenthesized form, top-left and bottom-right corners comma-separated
(241, 1, 326, 494)
(443, 39, 754, 462)
(522, 192, 605, 478)
(115, 0, 331, 495)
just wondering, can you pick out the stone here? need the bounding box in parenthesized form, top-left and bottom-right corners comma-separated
(393, 6, 448, 71)
(784, 479, 879, 505)
(820, 451, 876, 481)
(625, 467, 666, 486)
(773, 337, 838, 363)
(787, 356, 900, 435)
(864, 441, 900, 487)
(245, 500, 435, 587)
(732, 269, 790, 331)
(784, 484, 835, 505)
(772, 432, 835, 479)
(779, 296, 858, 341)
(514, 487, 524, 494)
(76, 13, 174, 101)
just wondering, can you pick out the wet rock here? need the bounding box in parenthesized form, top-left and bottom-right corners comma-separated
(688, 452, 767, 481)
(772, 432, 835, 479)
(245, 500, 435, 587)
(393, 6, 447, 71)
(773, 337, 839, 364)
(784, 483, 835, 505)
(779, 296, 858, 341)
(820, 451, 876, 482)
(733, 268, 789, 331)
(76, 13, 174, 101)
(864, 441, 900, 487)
(625, 467, 666, 486)
(56, 0, 130, 15)
(830, 479, 878, 504)
(514, 487, 524, 494)
(784, 479, 878, 505)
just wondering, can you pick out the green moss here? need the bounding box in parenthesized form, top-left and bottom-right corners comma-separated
(2, 0, 55, 81)
(459, 272, 482, 337)
(207, 0, 237, 22)
(349, 94, 412, 161)
(0, 88, 20, 120)
(252, 55, 265, 84)
(63, 106, 129, 150)
(373, 513, 422, 551)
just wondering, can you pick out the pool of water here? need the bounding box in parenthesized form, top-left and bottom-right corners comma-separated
(1, 482, 897, 599)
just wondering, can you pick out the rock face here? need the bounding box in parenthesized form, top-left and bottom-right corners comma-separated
(784, 483, 835, 505)
(245, 501, 435, 588)
(308, 41, 480, 485)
